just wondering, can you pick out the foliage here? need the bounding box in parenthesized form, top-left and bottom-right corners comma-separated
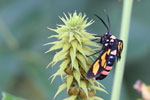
(2, 92, 26, 100)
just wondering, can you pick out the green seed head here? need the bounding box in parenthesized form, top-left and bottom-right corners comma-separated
(45, 12, 106, 100)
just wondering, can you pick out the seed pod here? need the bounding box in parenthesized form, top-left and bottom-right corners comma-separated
(71, 86, 80, 95)
(68, 88, 73, 96)
(85, 80, 89, 87)
(88, 90, 95, 97)
(65, 66, 73, 75)
(79, 89, 87, 98)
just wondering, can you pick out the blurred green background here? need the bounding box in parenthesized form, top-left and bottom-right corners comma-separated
(0, 0, 150, 100)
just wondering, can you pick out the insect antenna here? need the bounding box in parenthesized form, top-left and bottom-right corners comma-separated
(94, 14, 109, 33)
(104, 10, 111, 34)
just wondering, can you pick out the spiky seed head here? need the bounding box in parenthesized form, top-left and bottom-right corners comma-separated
(45, 12, 106, 100)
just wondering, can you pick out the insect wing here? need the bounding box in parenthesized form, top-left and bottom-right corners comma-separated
(95, 49, 112, 80)
(86, 57, 101, 79)
(86, 49, 111, 79)
(116, 39, 123, 60)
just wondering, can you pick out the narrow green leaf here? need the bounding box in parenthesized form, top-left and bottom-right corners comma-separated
(70, 48, 76, 66)
(76, 43, 86, 58)
(75, 31, 84, 38)
(82, 31, 96, 39)
(76, 53, 87, 65)
(74, 34, 82, 45)
(44, 41, 63, 45)
(85, 97, 94, 100)
(81, 13, 86, 20)
(71, 40, 78, 56)
(53, 50, 69, 63)
(48, 35, 59, 39)
(62, 43, 71, 52)
(47, 27, 59, 33)
(82, 46, 95, 56)
(81, 38, 99, 47)
(92, 79, 105, 89)
(78, 61, 88, 72)
(54, 83, 67, 99)
(80, 80, 88, 97)
(73, 70, 80, 86)
(88, 79, 105, 91)
(57, 24, 65, 27)
(73, 59, 79, 72)
(69, 32, 74, 42)
(89, 85, 108, 94)
(92, 96, 104, 100)
(59, 16, 67, 25)
(136, 99, 143, 100)
(50, 68, 65, 84)
(60, 58, 70, 70)
(63, 95, 77, 100)
(59, 32, 68, 39)
(88, 80, 96, 88)
(86, 58, 92, 66)
(66, 75, 73, 92)
(44, 43, 63, 53)
(68, 12, 72, 19)
(2, 92, 26, 100)
(85, 20, 95, 28)
(63, 12, 69, 21)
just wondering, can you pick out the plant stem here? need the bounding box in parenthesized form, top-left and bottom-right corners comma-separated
(111, 0, 134, 100)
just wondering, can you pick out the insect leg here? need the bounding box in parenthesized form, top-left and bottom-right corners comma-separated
(91, 39, 99, 41)
(91, 39, 101, 43)
(91, 35, 102, 43)
(93, 35, 102, 37)
(87, 49, 103, 57)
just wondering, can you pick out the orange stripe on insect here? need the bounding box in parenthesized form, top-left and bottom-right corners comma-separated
(101, 70, 110, 75)
(118, 42, 123, 51)
(106, 66, 112, 70)
(104, 63, 107, 68)
(92, 60, 100, 75)
(101, 49, 111, 67)
(101, 52, 106, 67)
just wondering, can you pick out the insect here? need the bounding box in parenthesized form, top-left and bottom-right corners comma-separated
(86, 14, 123, 80)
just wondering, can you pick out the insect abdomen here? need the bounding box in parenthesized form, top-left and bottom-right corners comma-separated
(96, 53, 116, 80)
(107, 54, 116, 66)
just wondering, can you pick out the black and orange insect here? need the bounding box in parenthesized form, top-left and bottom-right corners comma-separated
(86, 14, 123, 80)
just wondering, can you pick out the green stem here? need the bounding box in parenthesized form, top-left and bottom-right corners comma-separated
(111, 0, 133, 100)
